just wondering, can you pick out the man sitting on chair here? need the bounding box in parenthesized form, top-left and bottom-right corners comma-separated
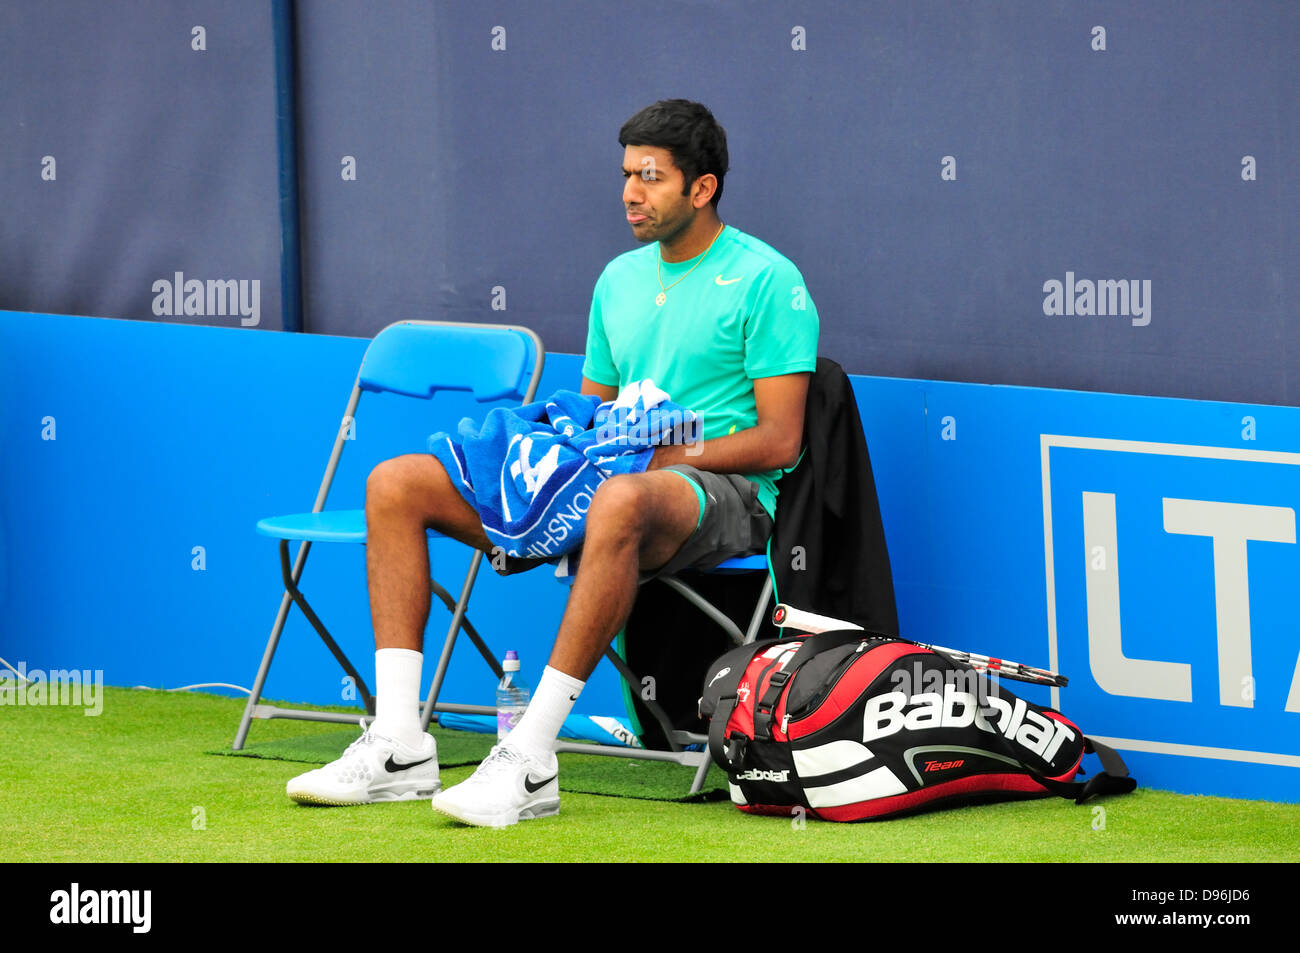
(286, 99, 819, 827)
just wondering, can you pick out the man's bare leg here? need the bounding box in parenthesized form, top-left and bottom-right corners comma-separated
(363, 453, 489, 747)
(503, 470, 699, 756)
(548, 470, 701, 679)
(431, 469, 702, 826)
(364, 453, 491, 652)
(285, 453, 483, 804)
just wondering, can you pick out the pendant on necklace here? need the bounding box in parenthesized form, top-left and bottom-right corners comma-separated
(655, 292, 667, 306)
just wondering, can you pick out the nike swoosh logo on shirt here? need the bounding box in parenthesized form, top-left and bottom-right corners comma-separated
(384, 754, 433, 773)
(714, 275, 742, 285)
(524, 773, 557, 793)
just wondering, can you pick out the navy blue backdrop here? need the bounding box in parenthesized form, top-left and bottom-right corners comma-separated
(1, 1, 283, 328)
(2, 1, 1296, 403)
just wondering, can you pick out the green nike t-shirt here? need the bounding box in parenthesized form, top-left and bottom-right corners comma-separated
(582, 225, 820, 517)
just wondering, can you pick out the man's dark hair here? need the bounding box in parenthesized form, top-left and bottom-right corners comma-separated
(619, 100, 729, 208)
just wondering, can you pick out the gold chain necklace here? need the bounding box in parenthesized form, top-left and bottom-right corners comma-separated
(656, 223, 726, 306)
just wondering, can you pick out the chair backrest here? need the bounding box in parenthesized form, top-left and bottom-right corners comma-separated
(357, 321, 543, 403)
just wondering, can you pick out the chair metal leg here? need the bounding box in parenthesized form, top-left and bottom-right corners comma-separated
(743, 573, 774, 644)
(429, 578, 501, 677)
(233, 587, 296, 750)
(659, 576, 747, 645)
(603, 644, 683, 752)
(689, 751, 713, 795)
(235, 536, 377, 748)
(276, 538, 375, 713)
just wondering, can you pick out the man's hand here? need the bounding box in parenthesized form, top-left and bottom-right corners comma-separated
(648, 373, 809, 475)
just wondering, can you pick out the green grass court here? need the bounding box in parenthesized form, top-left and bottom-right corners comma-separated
(5, 687, 1298, 863)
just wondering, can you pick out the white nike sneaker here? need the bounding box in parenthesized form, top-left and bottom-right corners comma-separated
(430, 744, 560, 828)
(286, 721, 441, 806)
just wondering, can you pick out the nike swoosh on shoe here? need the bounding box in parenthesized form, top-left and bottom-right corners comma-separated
(523, 773, 557, 793)
(384, 754, 434, 773)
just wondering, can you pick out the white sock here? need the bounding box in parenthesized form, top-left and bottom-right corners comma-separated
(505, 665, 585, 763)
(371, 648, 425, 749)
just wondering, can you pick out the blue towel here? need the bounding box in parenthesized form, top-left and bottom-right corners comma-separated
(428, 380, 699, 559)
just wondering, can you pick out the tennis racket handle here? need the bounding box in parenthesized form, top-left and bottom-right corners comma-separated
(771, 603, 863, 634)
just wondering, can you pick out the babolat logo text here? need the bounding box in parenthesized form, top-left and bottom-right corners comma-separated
(1042, 271, 1151, 327)
(736, 768, 790, 782)
(50, 883, 151, 933)
(151, 271, 261, 326)
(863, 685, 1076, 763)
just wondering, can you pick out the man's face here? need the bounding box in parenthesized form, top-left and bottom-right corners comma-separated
(622, 144, 697, 246)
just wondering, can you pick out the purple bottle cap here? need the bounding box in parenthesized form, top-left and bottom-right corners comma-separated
(505, 650, 518, 660)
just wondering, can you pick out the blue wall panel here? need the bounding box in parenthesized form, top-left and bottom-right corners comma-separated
(910, 380, 1300, 801)
(5, 310, 1300, 801)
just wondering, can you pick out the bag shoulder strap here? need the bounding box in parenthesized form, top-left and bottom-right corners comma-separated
(710, 631, 888, 767)
(751, 631, 890, 740)
(1032, 737, 1137, 803)
(704, 638, 783, 772)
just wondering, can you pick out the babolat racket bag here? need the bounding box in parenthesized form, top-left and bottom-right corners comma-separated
(699, 627, 1135, 821)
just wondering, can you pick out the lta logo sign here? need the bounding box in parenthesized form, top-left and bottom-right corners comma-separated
(1041, 435, 1300, 774)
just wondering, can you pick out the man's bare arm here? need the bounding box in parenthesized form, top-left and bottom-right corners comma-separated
(647, 373, 809, 475)
(581, 376, 619, 403)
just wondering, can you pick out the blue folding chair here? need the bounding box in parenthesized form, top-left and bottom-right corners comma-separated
(233, 320, 544, 749)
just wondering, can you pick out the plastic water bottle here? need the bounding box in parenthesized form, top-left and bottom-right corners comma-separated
(496, 650, 530, 741)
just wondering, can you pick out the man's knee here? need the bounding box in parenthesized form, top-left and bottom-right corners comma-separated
(585, 474, 652, 541)
(365, 455, 448, 517)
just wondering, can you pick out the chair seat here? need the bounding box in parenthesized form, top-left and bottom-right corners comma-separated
(553, 549, 767, 587)
(257, 510, 368, 543)
(256, 510, 451, 544)
(712, 553, 768, 572)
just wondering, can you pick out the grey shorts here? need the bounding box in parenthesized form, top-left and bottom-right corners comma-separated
(491, 464, 772, 578)
(647, 464, 773, 579)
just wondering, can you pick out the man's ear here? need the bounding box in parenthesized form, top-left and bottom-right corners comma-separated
(691, 173, 718, 209)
